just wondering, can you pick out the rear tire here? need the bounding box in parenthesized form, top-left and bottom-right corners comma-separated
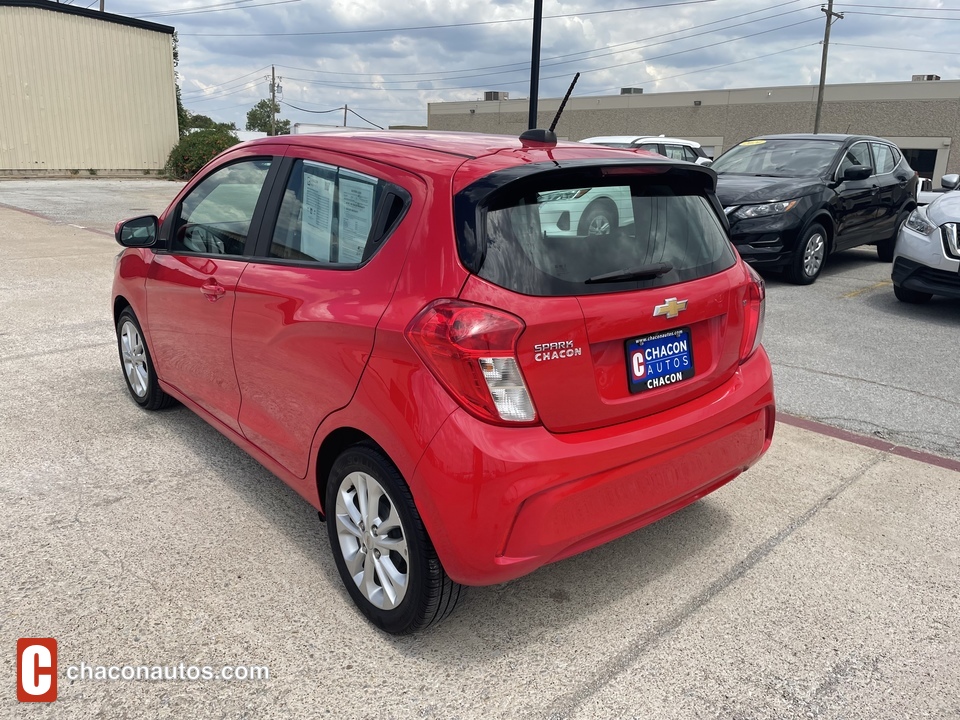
(893, 284, 933, 304)
(877, 211, 908, 263)
(325, 443, 463, 634)
(116, 307, 175, 410)
(785, 223, 827, 285)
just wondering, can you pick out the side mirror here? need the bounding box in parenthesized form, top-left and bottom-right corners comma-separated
(842, 165, 872, 182)
(695, 157, 712, 167)
(941, 173, 960, 191)
(115, 215, 158, 248)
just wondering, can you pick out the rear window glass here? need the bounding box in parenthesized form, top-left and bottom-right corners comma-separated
(469, 170, 736, 296)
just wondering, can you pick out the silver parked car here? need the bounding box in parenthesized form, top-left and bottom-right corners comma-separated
(892, 173, 960, 303)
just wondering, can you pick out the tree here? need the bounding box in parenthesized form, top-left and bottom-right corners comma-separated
(246, 99, 291, 135)
(172, 32, 189, 137)
(186, 113, 237, 132)
(165, 127, 239, 180)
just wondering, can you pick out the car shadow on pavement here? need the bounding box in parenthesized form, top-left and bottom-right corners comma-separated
(754, 247, 886, 288)
(862, 288, 960, 325)
(141, 377, 734, 652)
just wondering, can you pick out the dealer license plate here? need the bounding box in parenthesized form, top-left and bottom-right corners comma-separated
(626, 327, 695, 394)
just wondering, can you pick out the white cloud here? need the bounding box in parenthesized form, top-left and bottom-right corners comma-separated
(108, 0, 960, 130)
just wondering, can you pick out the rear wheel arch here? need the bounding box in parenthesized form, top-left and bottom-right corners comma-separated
(315, 427, 377, 516)
(578, 197, 619, 236)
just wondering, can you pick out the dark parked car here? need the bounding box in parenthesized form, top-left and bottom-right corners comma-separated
(711, 134, 918, 284)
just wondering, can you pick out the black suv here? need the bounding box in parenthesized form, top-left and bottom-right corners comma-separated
(711, 134, 918, 284)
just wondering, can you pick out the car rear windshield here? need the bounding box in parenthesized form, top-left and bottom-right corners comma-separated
(460, 166, 736, 296)
(710, 138, 843, 177)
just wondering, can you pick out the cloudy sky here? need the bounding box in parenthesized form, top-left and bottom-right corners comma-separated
(95, 0, 960, 130)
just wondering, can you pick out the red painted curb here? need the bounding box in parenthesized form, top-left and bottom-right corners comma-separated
(778, 412, 960, 473)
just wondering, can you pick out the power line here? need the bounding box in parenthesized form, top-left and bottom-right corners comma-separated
(348, 108, 384, 129)
(587, 42, 820, 95)
(181, 0, 717, 36)
(281, 16, 821, 90)
(832, 41, 960, 54)
(279, 100, 343, 113)
(136, 0, 301, 19)
(841, 9, 960, 19)
(834, 3, 960, 9)
(273, 2, 818, 83)
(186, 79, 268, 103)
(182, 66, 272, 97)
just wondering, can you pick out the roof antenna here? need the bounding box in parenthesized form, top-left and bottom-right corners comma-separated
(520, 72, 580, 145)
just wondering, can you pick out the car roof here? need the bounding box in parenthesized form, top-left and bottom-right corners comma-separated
(239, 129, 674, 188)
(748, 133, 890, 143)
(581, 135, 702, 147)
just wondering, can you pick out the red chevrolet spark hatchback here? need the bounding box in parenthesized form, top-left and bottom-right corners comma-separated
(112, 130, 775, 634)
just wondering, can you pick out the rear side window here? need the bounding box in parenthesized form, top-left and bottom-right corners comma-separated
(871, 143, 897, 174)
(462, 167, 736, 296)
(270, 159, 404, 265)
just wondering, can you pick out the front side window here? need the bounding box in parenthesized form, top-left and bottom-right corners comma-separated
(270, 159, 397, 265)
(467, 168, 736, 296)
(664, 145, 688, 160)
(838, 142, 874, 176)
(173, 159, 271, 255)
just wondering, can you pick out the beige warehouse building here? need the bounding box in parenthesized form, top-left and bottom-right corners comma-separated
(428, 79, 960, 181)
(0, 0, 178, 176)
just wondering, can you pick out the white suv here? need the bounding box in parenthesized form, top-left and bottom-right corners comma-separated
(581, 135, 711, 164)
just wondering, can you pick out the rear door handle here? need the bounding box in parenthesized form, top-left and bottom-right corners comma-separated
(200, 281, 226, 301)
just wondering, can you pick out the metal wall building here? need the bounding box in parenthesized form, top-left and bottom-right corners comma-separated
(0, 1, 178, 176)
(428, 79, 960, 181)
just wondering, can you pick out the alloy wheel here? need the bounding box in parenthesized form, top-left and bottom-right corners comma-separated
(334, 471, 410, 610)
(803, 232, 825, 277)
(119, 320, 149, 398)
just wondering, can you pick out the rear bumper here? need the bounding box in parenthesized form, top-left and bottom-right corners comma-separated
(410, 348, 776, 586)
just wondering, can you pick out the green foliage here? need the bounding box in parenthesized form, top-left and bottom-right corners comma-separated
(69, 169, 79, 176)
(172, 33, 189, 137)
(186, 113, 238, 132)
(245, 99, 291, 135)
(165, 128, 239, 180)
(87, 168, 97, 176)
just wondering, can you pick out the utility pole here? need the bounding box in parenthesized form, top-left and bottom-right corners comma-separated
(814, 0, 843, 134)
(100, 1, 104, 10)
(344, 104, 348, 127)
(270, 65, 276, 136)
(527, 0, 543, 129)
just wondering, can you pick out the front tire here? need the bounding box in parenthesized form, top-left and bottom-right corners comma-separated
(116, 308, 175, 410)
(893, 284, 933, 304)
(325, 444, 463, 634)
(785, 223, 827, 285)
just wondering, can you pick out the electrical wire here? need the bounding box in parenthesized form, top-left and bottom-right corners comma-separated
(279, 100, 343, 114)
(841, 10, 960, 19)
(186, 79, 268, 103)
(347, 108, 384, 129)
(180, 0, 717, 36)
(280, 17, 821, 90)
(272, 1, 817, 82)
(832, 41, 960, 55)
(135, 0, 301, 19)
(181, 66, 272, 97)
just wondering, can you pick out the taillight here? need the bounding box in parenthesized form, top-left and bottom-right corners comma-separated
(740, 264, 765, 363)
(405, 300, 538, 425)
(407, 300, 537, 425)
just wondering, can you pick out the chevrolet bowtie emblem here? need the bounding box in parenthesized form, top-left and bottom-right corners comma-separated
(653, 297, 688, 319)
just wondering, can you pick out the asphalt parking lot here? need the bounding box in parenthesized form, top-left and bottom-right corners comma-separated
(2, 179, 959, 719)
